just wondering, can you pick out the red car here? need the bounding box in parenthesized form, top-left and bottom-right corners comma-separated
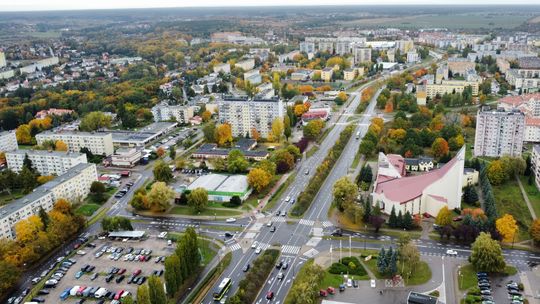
(118, 268, 126, 275)
(114, 289, 125, 300)
(319, 289, 328, 297)
(266, 291, 274, 300)
(76, 286, 86, 296)
(133, 269, 141, 276)
(327, 287, 335, 295)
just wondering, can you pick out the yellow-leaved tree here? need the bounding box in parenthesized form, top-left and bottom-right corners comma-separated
(496, 214, 518, 243)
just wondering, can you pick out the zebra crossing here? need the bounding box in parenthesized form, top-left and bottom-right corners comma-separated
(322, 221, 333, 228)
(228, 243, 242, 251)
(303, 248, 319, 258)
(281, 245, 301, 255)
(259, 242, 271, 250)
(299, 219, 314, 226)
(272, 216, 286, 223)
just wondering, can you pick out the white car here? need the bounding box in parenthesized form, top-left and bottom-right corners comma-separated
(255, 247, 262, 254)
(225, 218, 236, 223)
(446, 249, 458, 256)
(285, 196, 291, 202)
(370, 279, 376, 288)
(76, 250, 86, 255)
(251, 241, 258, 249)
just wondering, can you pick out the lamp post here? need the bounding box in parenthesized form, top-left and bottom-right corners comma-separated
(364, 225, 367, 251)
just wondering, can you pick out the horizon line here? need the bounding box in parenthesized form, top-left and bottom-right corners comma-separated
(2, 3, 540, 13)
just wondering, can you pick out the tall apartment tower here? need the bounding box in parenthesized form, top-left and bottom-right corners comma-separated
(474, 108, 525, 157)
(217, 96, 284, 138)
(0, 52, 6, 68)
(353, 46, 372, 65)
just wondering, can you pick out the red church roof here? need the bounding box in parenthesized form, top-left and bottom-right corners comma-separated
(374, 153, 460, 204)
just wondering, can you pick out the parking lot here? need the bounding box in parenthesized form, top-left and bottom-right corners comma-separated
(30, 236, 174, 303)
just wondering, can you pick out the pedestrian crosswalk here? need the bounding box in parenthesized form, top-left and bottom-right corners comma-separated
(272, 217, 286, 223)
(322, 221, 333, 228)
(259, 242, 270, 250)
(281, 245, 301, 255)
(299, 219, 314, 226)
(229, 243, 241, 251)
(303, 248, 319, 258)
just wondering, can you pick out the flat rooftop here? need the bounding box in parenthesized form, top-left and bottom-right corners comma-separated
(187, 174, 249, 194)
(7, 149, 85, 158)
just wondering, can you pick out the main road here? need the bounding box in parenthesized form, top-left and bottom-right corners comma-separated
(200, 75, 382, 304)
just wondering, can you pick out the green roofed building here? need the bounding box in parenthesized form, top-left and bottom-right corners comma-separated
(187, 174, 251, 202)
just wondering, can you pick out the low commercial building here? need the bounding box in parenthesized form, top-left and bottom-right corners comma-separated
(36, 131, 114, 156)
(0, 163, 97, 239)
(291, 69, 315, 81)
(463, 168, 479, 187)
(407, 291, 438, 304)
(301, 107, 331, 125)
(0, 131, 18, 153)
(192, 138, 268, 161)
(107, 230, 146, 240)
(111, 148, 142, 167)
(6, 150, 87, 176)
(102, 122, 178, 148)
(187, 173, 252, 202)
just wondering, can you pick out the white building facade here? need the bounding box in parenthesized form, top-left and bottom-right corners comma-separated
(6, 150, 87, 176)
(36, 131, 114, 156)
(474, 109, 525, 157)
(151, 102, 195, 124)
(0, 131, 18, 152)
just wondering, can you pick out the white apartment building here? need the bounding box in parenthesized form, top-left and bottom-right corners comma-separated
(0, 51, 6, 68)
(111, 148, 142, 167)
(474, 108, 525, 157)
(353, 46, 372, 65)
(425, 80, 480, 99)
(531, 145, 540, 190)
(36, 131, 114, 156)
(300, 42, 316, 54)
(213, 62, 231, 74)
(407, 50, 420, 63)
(0, 163, 97, 239)
(151, 102, 195, 124)
(0, 131, 18, 152)
(234, 59, 255, 71)
(278, 51, 300, 64)
(6, 150, 87, 176)
(506, 69, 540, 93)
(217, 97, 284, 138)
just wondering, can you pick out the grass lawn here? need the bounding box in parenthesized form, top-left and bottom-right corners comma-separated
(519, 176, 540, 218)
(198, 238, 218, 266)
(403, 261, 432, 285)
(75, 203, 101, 217)
(0, 190, 25, 205)
(169, 206, 243, 217)
(458, 264, 477, 291)
(320, 272, 344, 288)
(306, 145, 319, 158)
(317, 125, 336, 145)
(351, 150, 362, 169)
(492, 179, 533, 241)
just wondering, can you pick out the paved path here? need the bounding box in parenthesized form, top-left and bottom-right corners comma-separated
(516, 176, 538, 220)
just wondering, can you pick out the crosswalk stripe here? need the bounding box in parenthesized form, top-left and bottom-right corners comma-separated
(303, 248, 319, 258)
(272, 217, 286, 222)
(322, 221, 333, 228)
(299, 219, 314, 226)
(281, 245, 301, 255)
(229, 243, 241, 251)
(259, 243, 270, 250)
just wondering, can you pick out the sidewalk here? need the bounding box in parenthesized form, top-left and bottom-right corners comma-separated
(516, 176, 538, 220)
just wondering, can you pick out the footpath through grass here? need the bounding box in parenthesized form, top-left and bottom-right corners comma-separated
(492, 179, 533, 241)
(170, 206, 243, 217)
(519, 176, 540, 218)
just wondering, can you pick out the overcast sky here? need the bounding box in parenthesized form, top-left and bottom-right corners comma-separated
(2, 0, 539, 12)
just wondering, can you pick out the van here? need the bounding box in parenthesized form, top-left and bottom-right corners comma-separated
(94, 288, 108, 299)
(60, 288, 71, 301)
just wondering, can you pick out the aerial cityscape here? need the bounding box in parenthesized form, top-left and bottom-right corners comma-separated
(1, 2, 540, 304)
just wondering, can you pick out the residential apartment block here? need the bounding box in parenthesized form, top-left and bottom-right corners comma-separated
(0, 163, 97, 239)
(321, 68, 334, 82)
(234, 59, 255, 71)
(531, 145, 540, 190)
(425, 80, 479, 99)
(448, 57, 476, 75)
(151, 101, 195, 124)
(213, 62, 231, 74)
(217, 96, 284, 138)
(353, 46, 372, 65)
(0, 131, 18, 153)
(36, 131, 114, 156)
(6, 150, 87, 176)
(498, 93, 540, 143)
(474, 108, 525, 157)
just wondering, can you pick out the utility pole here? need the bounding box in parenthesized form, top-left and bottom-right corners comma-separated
(349, 235, 352, 257)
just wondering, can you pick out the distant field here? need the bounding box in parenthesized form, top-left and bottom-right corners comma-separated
(341, 13, 531, 29)
(27, 31, 62, 38)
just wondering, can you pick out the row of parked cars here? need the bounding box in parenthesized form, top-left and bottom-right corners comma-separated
(113, 181, 134, 198)
(59, 285, 130, 303)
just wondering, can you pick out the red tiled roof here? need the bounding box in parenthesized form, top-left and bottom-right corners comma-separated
(499, 93, 540, 107)
(375, 153, 460, 204)
(526, 116, 540, 127)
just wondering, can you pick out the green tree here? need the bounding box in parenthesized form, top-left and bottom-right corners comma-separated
(0, 260, 20, 297)
(153, 160, 173, 183)
(283, 115, 292, 141)
(487, 160, 506, 185)
(123, 295, 134, 304)
(79, 111, 112, 131)
(398, 238, 420, 279)
(164, 256, 179, 296)
(137, 284, 151, 304)
(90, 181, 106, 202)
(147, 182, 175, 212)
(227, 149, 249, 173)
(333, 176, 358, 212)
(303, 119, 325, 140)
(38, 207, 50, 230)
(187, 188, 208, 213)
(203, 122, 216, 143)
(228, 195, 242, 207)
(169, 146, 176, 159)
(389, 206, 397, 228)
(148, 276, 167, 304)
(470, 232, 506, 272)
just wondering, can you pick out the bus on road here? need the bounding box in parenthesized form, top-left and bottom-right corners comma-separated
(213, 278, 232, 301)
